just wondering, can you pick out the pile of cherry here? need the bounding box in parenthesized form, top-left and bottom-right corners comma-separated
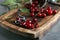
(25, 0, 57, 17)
(15, 0, 57, 29)
(16, 17, 38, 29)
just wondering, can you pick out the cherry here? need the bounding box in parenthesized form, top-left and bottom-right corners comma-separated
(31, 3, 35, 7)
(35, 7, 39, 13)
(47, 6, 52, 10)
(31, 24, 34, 29)
(53, 10, 57, 15)
(30, 6, 33, 10)
(35, 9, 39, 13)
(26, 23, 34, 29)
(26, 23, 31, 29)
(43, 9, 48, 13)
(23, 22, 26, 26)
(37, 13, 43, 17)
(30, 12, 35, 17)
(25, 23, 28, 27)
(48, 10, 53, 15)
(40, 8, 44, 13)
(25, 20, 34, 29)
(35, 7, 38, 10)
(26, 19, 32, 24)
(28, 20, 32, 24)
(31, 8, 35, 12)
(32, 18, 37, 22)
(42, 13, 46, 17)
(16, 17, 19, 20)
(45, 10, 49, 15)
(35, 1, 38, 5)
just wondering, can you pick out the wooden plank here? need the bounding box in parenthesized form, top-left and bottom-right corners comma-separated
(0, 8, 18, 21)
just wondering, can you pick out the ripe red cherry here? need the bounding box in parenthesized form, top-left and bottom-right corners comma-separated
(25, 20, 31, 27)
(46, 10, 48, 13)
(35, 7, 39, 13)
(43, 9, 48, 13)
(26, 19, 32, 24)
(16, 17, 19, 20)
(35, 9, 39, 13)
(32, 18, 37, 22)
(31, 8, 35, 12)
(37, 13, 43, 17)
(53, 10, 57, 14)
(28, 20, 32, 24)
(26, 23, 32, 29)
(35, 7, 38, 9)
(40, 8, 44, 13)
(31, 3, 35, 7)
(47, 6, 52, 10)
(21, 22, 26, 26)
(35, 1, 38, 5)
(31, 24, 34, 29)
(30, 12, 34, 17)
(42, 13, 46, 17)
(48, 10, 53, 15)
(30, 6, 33, 10)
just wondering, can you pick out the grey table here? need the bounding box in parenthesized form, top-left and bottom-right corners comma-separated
(0, 0, 60, 40)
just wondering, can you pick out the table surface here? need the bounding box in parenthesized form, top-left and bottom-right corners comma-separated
(0, 0, 60, 40)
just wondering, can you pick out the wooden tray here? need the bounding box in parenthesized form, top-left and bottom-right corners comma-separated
(0, 6, 60, 39)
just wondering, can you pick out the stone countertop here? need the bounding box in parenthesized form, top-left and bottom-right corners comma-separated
(0, 0, 60, 40)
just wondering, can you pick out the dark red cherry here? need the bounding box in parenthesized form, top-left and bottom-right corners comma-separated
(30, 12, 34, 17)
(26, 23, 32, 29)
(35, 1, 38, 5)
(16, 17, 19, 20)
(32, 18, 37, 22)
(47, 6, 52, 10)
(23, 22, 26, 26)
(31, 3, 35, 7)
(31, 24, 34, 29)
(43, 9, 48, 13)
(37, 13, 43, 17)
(30, 6, 33, 10)
(40, 8, 44, 13)
(35, 7, 39, 13)
(35, 9, 39, 13)
(48, 10, 53, 15)
(35, 7, 38, 9)
(26, 19, 32, 24)
(42, 13, 46, 17)
(53, 10, 57, 15)
(31, 8, 35, 12)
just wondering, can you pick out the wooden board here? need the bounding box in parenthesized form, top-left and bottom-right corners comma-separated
(0, 7, 60, 39)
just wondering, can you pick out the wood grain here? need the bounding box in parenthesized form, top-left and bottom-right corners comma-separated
(0, 8, 60, 39)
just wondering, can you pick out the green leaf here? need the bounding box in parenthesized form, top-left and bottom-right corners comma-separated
(21, 8, 30, 13)
(1, 0, 16, 5)
(8, 5, 17, 10)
